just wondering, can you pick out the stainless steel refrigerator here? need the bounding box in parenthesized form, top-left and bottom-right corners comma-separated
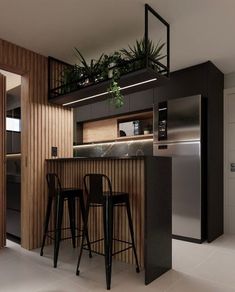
(153, 95, 205, 242)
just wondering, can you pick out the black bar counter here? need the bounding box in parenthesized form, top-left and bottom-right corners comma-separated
(46, 156, 172, 285)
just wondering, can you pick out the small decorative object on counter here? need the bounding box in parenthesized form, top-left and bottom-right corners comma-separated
(133, 120, 141, 135)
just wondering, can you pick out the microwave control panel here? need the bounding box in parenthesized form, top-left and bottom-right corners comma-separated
(158, 101, 168, 141)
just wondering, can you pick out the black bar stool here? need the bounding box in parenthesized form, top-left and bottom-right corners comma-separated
(76, 173, 140, 290)
(40, 173, 92, 268)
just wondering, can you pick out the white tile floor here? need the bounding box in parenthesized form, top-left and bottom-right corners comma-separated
(1, 235, 235, 291)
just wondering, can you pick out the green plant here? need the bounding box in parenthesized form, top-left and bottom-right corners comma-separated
(120, 38, 166, 69)
(99, 51, 122, 80)
(107, 62, 124, 108)
(60, 38, 165, 107)
(108, 79, 124, 108)
(74, 48, 104, 82)
(60, 64, 84, 94)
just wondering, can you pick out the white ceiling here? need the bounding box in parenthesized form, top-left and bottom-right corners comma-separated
(0, 0, 235, 73)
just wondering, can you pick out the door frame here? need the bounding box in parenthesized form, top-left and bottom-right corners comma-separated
(0, 73, 6, 248)
(0, 65, 29, 247)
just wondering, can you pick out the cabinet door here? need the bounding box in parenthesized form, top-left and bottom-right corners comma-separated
(74, 104, 92, 122)
(91, 100, 109, 120)
(109, 95, 130, 116)
(129, 89, 154, 112)
(153, 63, 207, 105)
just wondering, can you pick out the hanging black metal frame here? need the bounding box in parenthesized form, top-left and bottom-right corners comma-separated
(48, 3, 170, 108)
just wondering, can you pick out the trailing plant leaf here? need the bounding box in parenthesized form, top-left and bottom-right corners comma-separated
(107, 63, 124, 108)
(108, 80, 124, 108)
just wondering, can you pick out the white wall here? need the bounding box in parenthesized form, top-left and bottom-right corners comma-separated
(224, 72, 235, 234)
(225, 72, 235, 89)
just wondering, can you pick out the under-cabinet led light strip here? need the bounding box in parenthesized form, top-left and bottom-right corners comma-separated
(73, 138, 154, 148)
(62, 78, 157, 106)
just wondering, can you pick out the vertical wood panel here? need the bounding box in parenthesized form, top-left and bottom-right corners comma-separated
(46, 158, 145, 267)
(0, 74, 6, 248)
(0, 39, 73, 249)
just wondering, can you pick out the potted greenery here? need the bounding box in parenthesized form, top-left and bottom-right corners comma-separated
(60, 38, 165, 108)
(60, 64, 84, 94)
(74, 48, 104, 84)
(120, 38, 166, 70)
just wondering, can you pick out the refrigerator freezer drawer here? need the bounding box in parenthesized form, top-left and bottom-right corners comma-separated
(153, 141, 200, 157)
(172, 156, 201, 240)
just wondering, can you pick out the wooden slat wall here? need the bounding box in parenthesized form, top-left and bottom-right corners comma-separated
(0, 39, 73, 249)
(0, 74, 6, 248)
(47, 158, 145, 267)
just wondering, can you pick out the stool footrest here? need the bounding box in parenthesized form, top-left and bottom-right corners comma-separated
(83, 238, 104, 247)
(112, 245, 133, 256)
(44, 228, 84, 242)
(82, 238, 133, 257)
(47, 227, 81, 233)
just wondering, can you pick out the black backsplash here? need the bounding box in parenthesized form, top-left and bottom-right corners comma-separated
(73, 140, 153, 157)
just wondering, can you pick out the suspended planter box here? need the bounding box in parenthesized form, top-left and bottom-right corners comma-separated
(48, 4, 170, 108)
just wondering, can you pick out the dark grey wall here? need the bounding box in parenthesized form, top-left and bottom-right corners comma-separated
(73, 61, 224, 243)
(154, 61, 224, 242)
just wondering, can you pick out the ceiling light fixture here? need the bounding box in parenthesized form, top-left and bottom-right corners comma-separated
(62, 78, 157, 107)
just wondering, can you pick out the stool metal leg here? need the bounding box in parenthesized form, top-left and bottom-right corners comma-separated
(104, 198, 113, 290)
(40, 196, 53, 256)
(79, 195, 92, 258)
(54, 194, 64, 268)
(76, 204, 90, 275)
(68, 197, 76, 248)
(126, 199, 140, 273)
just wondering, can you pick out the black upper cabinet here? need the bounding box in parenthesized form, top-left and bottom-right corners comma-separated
(153, 62, 208, 103)
(91, 100, 110, 120)
(109, 95, 130, 116)
(75, 89, 154, 122)
(129, 89, 154, 112)
(74, 104, 92, 122)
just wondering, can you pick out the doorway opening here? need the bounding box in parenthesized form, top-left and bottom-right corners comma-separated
(0, 69, 21, 245)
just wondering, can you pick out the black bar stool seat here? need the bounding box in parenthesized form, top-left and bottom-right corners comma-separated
(76, 173, 140, 290)
(40, 173, 92, 268)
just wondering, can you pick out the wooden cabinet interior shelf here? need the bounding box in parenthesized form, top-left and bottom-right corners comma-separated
(79, 110, 153, 144)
